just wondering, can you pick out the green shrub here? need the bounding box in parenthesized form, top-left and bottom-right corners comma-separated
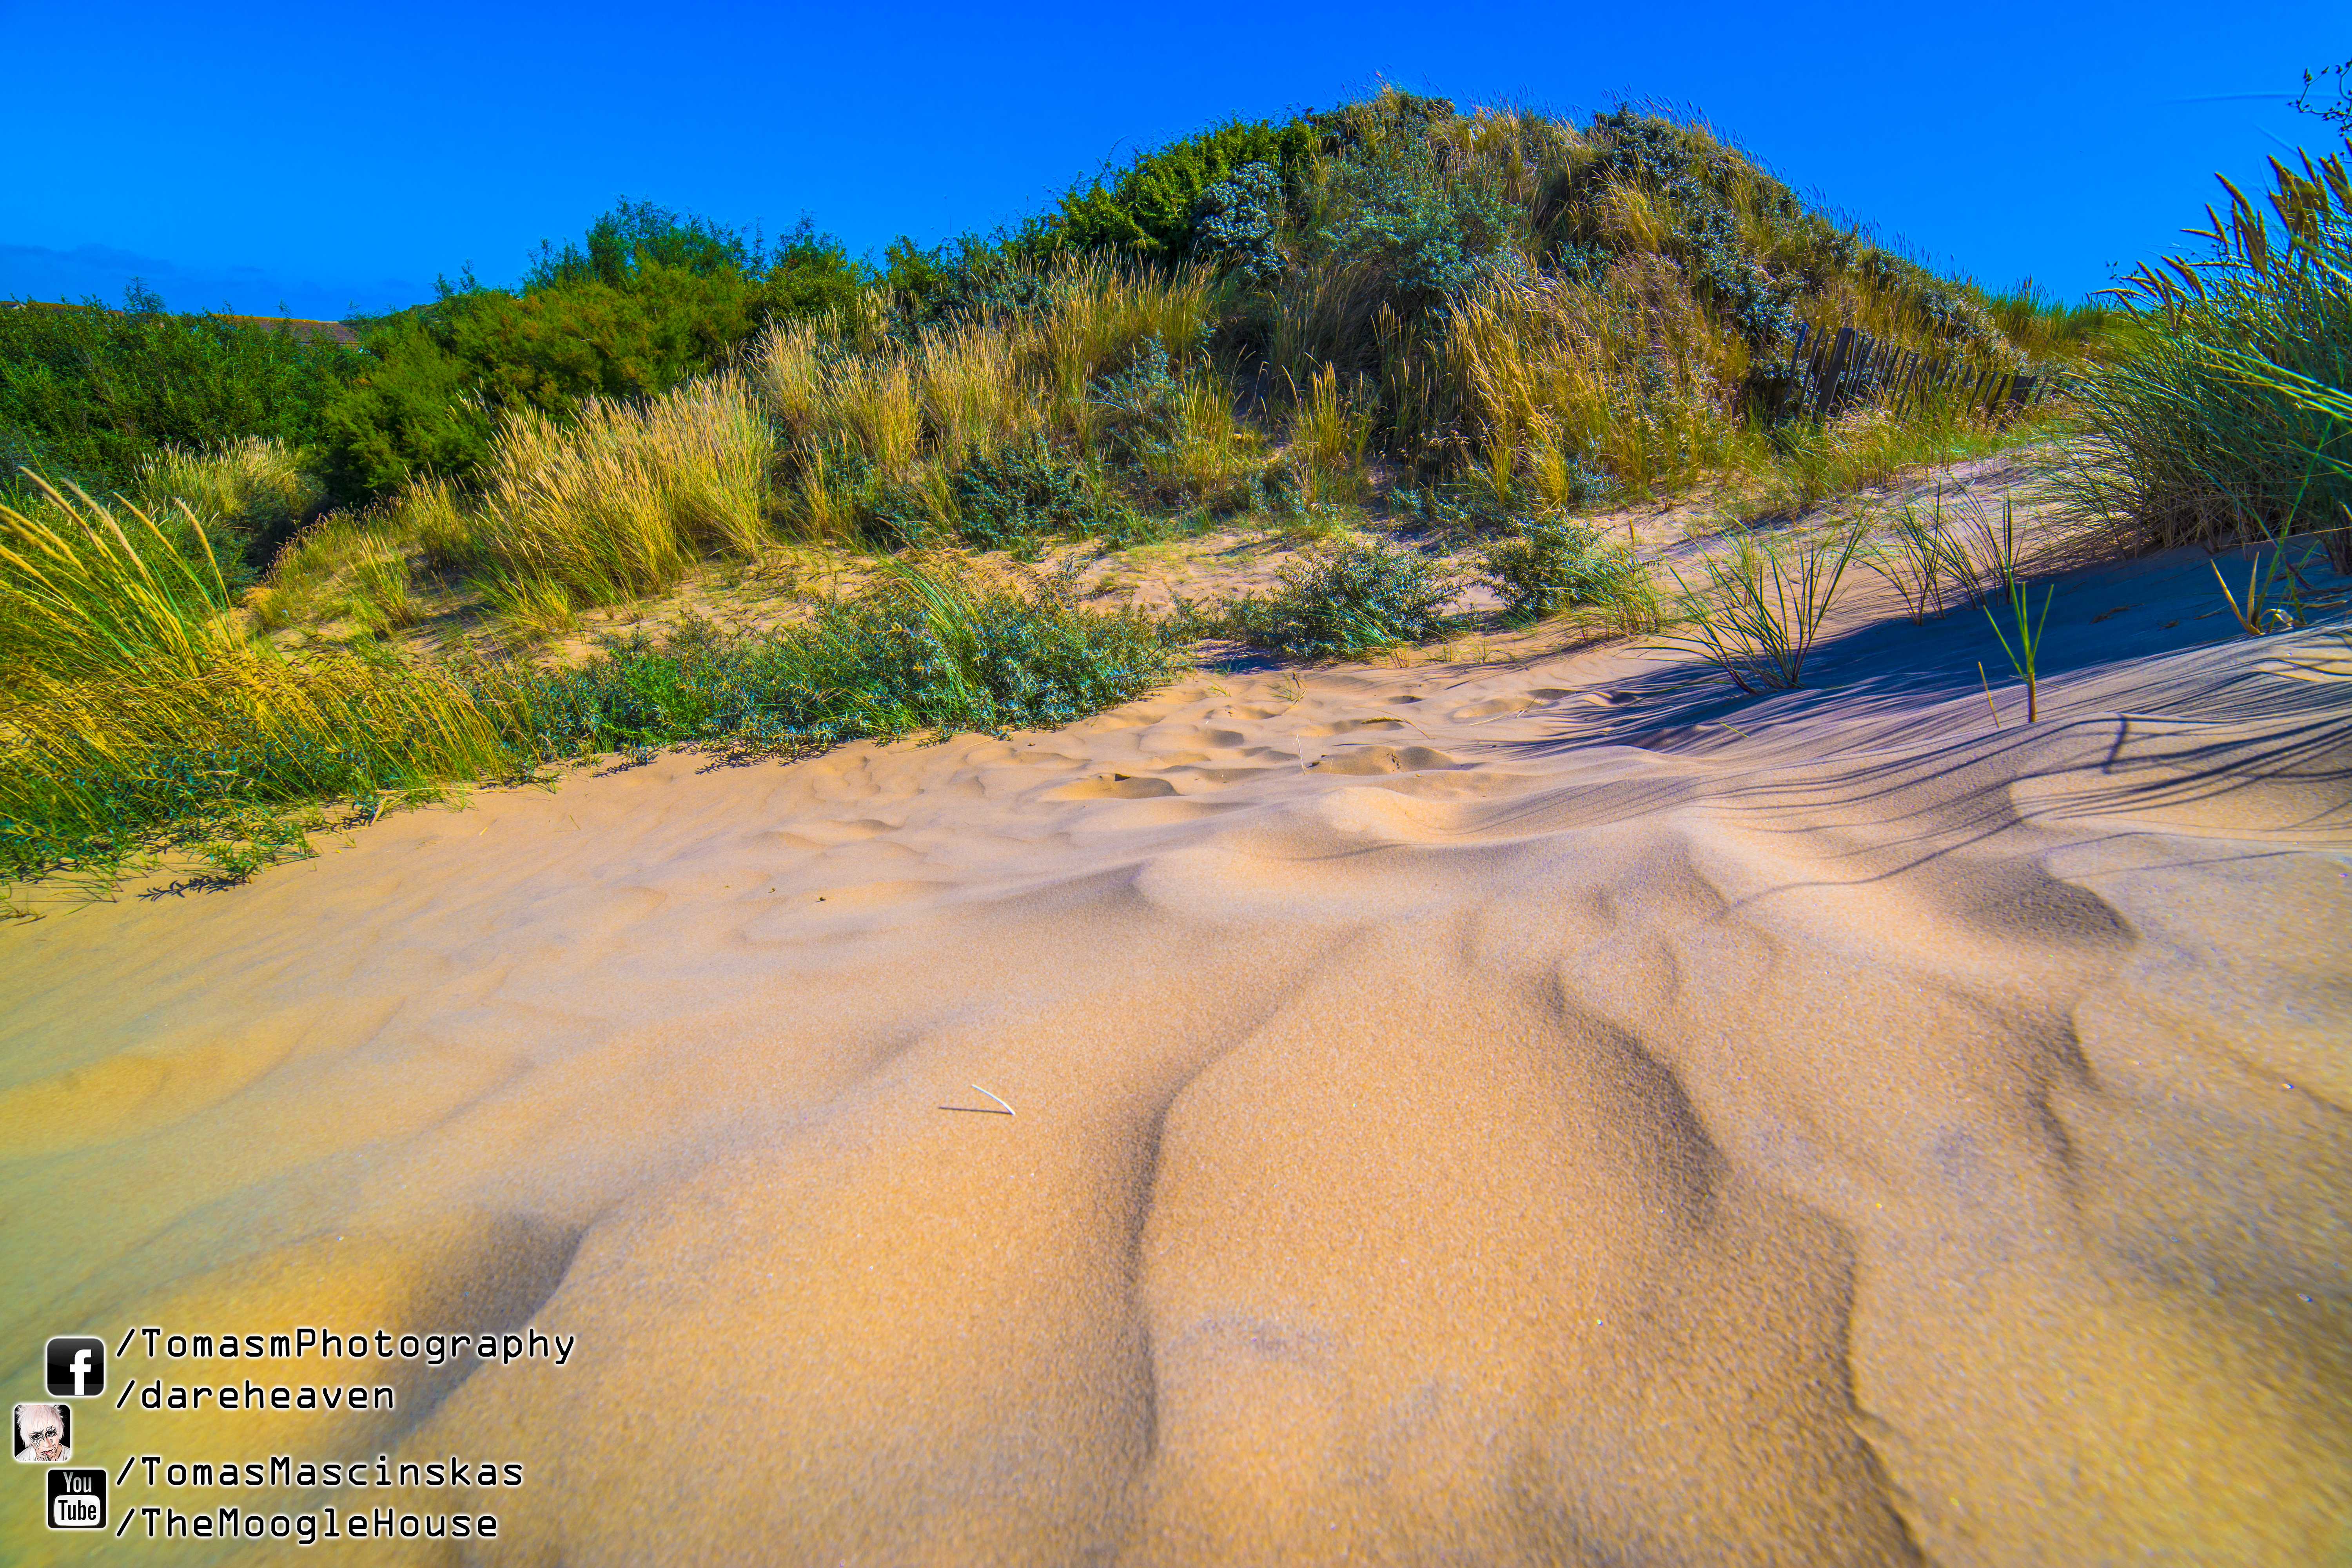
(1481, 519, 1641, 620)
(0, 290, 354, 496)
(1087, 336, 1186, 463)
(1044, 119, 1319, 261)
(879, 234, 1051, 330)
(1229, 538, 1459, 658)
(322, 206, 864, 495)
(1315, 158, 1525, 324)
(476, 564, 1183, 762)
(1194, 163, 1289, 285)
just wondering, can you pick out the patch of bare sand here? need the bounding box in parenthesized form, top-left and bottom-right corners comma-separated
(2, 549, 2348, 1566)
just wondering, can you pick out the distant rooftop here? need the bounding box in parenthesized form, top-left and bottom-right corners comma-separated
(3, 298, 359, 345)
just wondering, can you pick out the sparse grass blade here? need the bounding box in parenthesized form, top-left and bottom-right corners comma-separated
(1976, 497, 2054, 721)
(1666, 522, 1863, 692)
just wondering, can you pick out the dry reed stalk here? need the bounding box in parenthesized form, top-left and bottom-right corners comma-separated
(473, 372, 773, 602)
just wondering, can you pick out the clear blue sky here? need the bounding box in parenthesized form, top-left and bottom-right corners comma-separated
(4, 0, 2343, 318)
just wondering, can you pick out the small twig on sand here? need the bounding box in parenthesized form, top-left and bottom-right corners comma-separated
(1978, 662, 2003, 730)
(940, 1084, 1015, 1116)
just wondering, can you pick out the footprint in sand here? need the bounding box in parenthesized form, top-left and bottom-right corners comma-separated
(1453, 689, 1579, 720)
(1452, 695, 1538, 720)
(1310, 745, 1460, 775)
(1295, 717, 1407, 738)
(1151, 725, 1248, 749)
(1044, 774, 1181, 800)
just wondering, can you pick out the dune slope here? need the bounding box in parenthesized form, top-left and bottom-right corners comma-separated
(2, 548, 2348, 1565)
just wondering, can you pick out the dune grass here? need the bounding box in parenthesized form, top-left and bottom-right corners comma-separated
(753, 260, 1222, 545)
(470, 370, 773, 604)
(1977, 498, 2054, 722)
(0, 476, 1182, 899)
(0, 478, 508, 889)
(2058, 134, 2352, 571)
(1667, 522, 1865, 693)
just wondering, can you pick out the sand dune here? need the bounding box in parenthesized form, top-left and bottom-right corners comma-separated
(3, 544, 2348, 1564)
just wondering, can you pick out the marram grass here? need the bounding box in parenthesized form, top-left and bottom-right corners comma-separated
(0, 478, 510, 886)
(1, 477, 1182, 895)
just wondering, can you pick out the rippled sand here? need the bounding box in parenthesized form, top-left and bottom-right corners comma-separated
(4, 545, 2348, 1564)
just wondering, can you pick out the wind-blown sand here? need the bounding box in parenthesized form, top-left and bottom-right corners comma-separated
(3, 543, 2348, 1565)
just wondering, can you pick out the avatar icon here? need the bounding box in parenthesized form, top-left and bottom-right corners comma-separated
(13, 1403, 69, 1464)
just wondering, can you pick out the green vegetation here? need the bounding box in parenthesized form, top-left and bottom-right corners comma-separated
(1224, 539, 1459, 659)
(1480, 519, 1650, 624)
(2060, 130, 2352, 573)
(1976, 499, 2053, 721)
(5, 88, 2145, 900)
(323, 208, 864, 495)
(0, 479, 1178, 888)
(481, 564, 1181, 765)
(0, 292, 354, 508)
(0, 479, 508, 889)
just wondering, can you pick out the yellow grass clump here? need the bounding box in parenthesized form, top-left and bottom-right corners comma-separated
(0, 478, 506, 879)
(1439, 258, 1745, 502)
(753, 260, 1222, 537)
(136, 434, 323, 540)
(467, 371, 772, 604)
(253, 477, 472, 634)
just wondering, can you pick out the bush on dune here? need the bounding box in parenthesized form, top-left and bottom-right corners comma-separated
(1225, 537, 1459, 659)
(324, 209, 864, 495)
(0, 287, 354, 503)
(1481, 517, 1659, 630)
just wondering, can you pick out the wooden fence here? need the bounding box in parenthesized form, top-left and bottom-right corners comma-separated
(1758, 322, 2042, 423)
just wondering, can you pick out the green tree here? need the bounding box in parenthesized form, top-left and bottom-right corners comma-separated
(320, 205, 867, 495)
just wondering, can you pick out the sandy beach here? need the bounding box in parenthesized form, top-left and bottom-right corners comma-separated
(4, 540, 2348, 1565)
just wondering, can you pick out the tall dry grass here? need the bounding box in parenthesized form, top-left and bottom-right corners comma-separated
(471, 371, 773, 603)
(136, 435, 324, 543)
(1285, 363, 1374, 505)
(1435, 258, 1746, 502)
(752, 260, 1220, 538)
(0, 478, 506, 882)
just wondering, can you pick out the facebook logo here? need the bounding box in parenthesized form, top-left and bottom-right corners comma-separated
(44, 1338, 104, 1399)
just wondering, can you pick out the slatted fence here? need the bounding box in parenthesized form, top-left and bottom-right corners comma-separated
(1756, 323, 2041, 423)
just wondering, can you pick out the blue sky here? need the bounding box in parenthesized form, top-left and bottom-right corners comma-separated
(4, 0, 2343, 318)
